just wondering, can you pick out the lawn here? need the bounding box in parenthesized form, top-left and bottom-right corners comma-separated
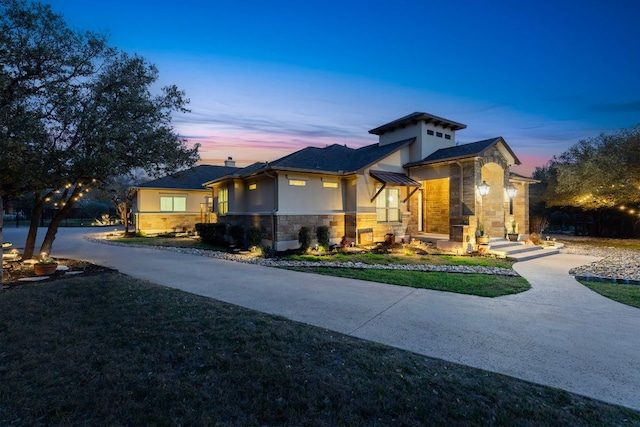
(1, 274, 638, 426)
(578, 279, 640, 309)
(287, 267, 530, 297)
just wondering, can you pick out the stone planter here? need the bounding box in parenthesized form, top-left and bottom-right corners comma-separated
(34, 263, 58, 276)
(507, 233, 520, 242)
(476, 235, 490, 245)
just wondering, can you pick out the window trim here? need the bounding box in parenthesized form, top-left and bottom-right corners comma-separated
(159, 195, 187, 212)
(376, 187, 401, 223)
(218, 187, 229, 215)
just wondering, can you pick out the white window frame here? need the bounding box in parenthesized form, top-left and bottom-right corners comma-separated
(218, 187, 228, 215)
(160, 196, 187, 212)
(376, 187, 400, 223)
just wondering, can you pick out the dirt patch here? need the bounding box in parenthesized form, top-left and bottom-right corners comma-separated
(2, 259, 116, 289)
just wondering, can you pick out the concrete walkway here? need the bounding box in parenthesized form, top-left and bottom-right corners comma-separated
(4, 227, 640, 411)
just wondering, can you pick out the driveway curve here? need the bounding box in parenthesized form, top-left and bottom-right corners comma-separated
(4, 227, 640, 411)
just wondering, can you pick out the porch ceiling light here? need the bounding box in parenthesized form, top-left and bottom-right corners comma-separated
(506, 184, 518, 199)
(478, 181, 491, 197)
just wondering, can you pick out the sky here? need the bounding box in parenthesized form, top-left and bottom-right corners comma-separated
(47, 0, 639, 176)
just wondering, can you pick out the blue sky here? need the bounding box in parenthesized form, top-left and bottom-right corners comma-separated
(48, 0, 639, 176)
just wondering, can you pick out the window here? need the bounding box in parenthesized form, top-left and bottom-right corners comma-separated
(376, 187, 400, 222)
(427, 129, 434, 136)
(160, 196, 186, 212)
(323, 181, 338, 188)
(248, 183, 257, 190)
(289, 179, 306, 186)
(444, 134, 451, 140)
(218, 187, 228, 215)
(436, 132, 443, 138)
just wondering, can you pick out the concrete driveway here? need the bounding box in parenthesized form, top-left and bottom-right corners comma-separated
(4, 227, 640, 411)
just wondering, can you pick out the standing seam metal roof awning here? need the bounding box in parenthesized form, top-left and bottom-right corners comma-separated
(369, 170, 421, 203)
(369, 170, 421, 187)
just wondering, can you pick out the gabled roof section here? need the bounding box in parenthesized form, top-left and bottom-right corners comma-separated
(135, 165, 241, 190)
(369, 112, 467, 135)
(406, 137, 521, 167)
(205, 138, 415, 185)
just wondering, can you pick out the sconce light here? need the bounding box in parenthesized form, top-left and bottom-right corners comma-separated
(506, 184, 518, 199)
(478, 181, 491, 197)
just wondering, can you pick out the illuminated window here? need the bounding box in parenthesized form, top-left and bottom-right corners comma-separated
(160, 196, 186, 212)
(248, 183, 257, 190)
(323, 181, 338, 188)
(218, 187, 228, 215)
(289, 179, 306, 187)
(376, 187, 400, 222)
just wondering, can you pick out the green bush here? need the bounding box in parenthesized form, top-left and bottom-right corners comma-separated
(298, 226, 311, 252)
(228, 223, 245, 247)
(195, 223, 227, 247)
(247, 226, 262, 248)
(316, 225, 330, 251)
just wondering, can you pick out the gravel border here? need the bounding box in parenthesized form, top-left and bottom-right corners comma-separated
(561, 244, 640, 285)
(87, 237, 520, 277)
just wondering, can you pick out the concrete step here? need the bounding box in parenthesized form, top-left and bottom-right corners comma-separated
(487, 238, 563, 261)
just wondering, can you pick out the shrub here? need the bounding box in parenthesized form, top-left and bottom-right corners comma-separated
(316, 225, 330, 251)
(247, 226, 262, 248)
(228, 223, 245, 247)
(195, 223, 227, 247)
(298, 226, 311, 252)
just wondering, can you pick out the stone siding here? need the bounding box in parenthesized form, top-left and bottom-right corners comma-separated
(136, 213, 200, 234)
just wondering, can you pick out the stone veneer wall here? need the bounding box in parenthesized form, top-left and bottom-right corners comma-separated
(354, 212, 411, 244)
(423, 178, 449, 234)
(220, 213, 346, 250)
(137, 213, 200, 233)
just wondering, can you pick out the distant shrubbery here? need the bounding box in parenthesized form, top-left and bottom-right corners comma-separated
(195, 223, 227, 247)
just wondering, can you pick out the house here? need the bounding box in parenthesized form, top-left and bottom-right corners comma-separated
(203, 112, 537, 252)
(131, 161, 240, 234)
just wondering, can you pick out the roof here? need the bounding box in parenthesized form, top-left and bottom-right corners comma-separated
(369, 112, 467, 135)
(205, 138, 415, 185)
(135, 165, 241, 190)
(370, 170, 420, 187)
(406, 137, 521, 167)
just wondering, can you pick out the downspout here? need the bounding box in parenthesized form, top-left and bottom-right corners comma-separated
(264, 170, 278, 251)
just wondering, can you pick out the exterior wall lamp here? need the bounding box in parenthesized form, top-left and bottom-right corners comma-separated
(506, 184, 518, 199)
(478, 181, 490, 196)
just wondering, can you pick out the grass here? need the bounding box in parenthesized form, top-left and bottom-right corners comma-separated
(286, 251, 515, 269)
(578, 279, 640, 308)
(287, 267, 530, 297)
(1, 274, 638, 426)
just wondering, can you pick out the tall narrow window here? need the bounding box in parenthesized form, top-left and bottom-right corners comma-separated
(160, 196, 186, 212)
(376, 187, 400, 222)
(218, 187, 228, 215)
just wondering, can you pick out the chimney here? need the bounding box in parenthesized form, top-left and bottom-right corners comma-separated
(224, 156, 235, 167)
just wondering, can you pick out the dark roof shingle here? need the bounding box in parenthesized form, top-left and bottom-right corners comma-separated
(136, 165, 241, 190)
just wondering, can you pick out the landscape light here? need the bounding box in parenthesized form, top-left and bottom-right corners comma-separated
(478, 181, 490, 196)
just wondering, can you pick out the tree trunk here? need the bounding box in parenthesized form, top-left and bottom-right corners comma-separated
(22, 194, 45, 260)
(39, 198, 76, 256)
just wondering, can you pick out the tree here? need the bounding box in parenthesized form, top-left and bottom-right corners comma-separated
(1, 0, 199, 263)
(535, 126, 640, 236)
(544, 127, 640, 210)
(1, 0, 109, 283)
